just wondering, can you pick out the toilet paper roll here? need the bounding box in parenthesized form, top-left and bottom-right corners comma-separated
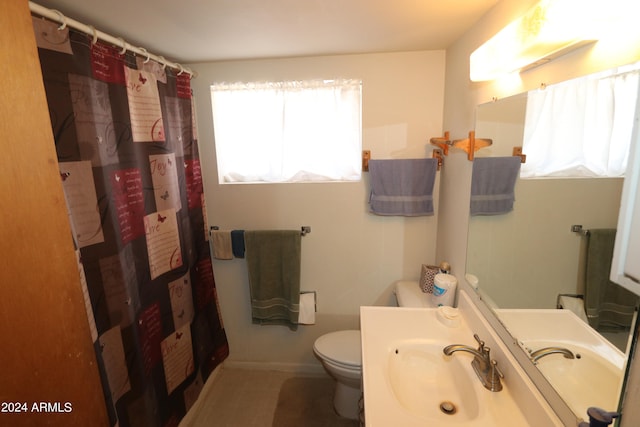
(298, 292, 316, 324)
(420, 264, 439, 294)
(558, 296, 589, 324)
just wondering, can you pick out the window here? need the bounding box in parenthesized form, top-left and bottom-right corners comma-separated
(521, 63, 640, 178)
(210, 79, 362, 183)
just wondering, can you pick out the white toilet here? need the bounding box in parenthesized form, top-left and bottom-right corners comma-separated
(313, 280, 426, 420)
(313, 330, 362, 420)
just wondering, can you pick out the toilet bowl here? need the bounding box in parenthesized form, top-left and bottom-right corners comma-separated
(313, 330, 362, 420)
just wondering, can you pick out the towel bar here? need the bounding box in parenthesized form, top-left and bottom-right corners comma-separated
(512, 146, 527, 163)
(362, 150, 371, 172)
(430, 131, 451, 155)
(571, 224, 590, 236)
(210, 225, 311, 236)
(432, 149, 444, 170)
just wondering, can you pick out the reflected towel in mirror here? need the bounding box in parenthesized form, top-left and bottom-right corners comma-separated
(584, 229, 639, 330)
(470, 156, 521, 216)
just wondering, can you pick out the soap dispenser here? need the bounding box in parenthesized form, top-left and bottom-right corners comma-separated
(578, 407, 620, 427)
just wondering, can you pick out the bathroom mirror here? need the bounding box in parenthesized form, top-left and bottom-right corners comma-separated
(467, 64, 640, 420)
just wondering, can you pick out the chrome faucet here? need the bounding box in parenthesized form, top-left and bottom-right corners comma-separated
(443, 334, 504, 392)
(529, 346, 575, 363)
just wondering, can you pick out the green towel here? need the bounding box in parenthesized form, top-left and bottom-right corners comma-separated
(585, 229, 638, 330)
(244, 230, 301, 330)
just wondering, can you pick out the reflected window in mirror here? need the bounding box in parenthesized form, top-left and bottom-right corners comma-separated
(521, 61, 640, 178)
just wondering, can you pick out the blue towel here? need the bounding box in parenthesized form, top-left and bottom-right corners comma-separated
(470, 157, 521, 216)
(231, 230, 245, 258)
(368, 158, 438, 216)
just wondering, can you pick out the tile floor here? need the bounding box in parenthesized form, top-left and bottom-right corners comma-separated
(180, 367, 326, 427)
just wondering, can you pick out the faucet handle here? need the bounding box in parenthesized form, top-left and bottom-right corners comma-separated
(488, 359, 504, 392)
(473, 334, 485, 351)
(490, 359, 504, 379)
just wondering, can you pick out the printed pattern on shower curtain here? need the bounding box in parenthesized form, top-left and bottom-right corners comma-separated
(33, 19, 229, 427)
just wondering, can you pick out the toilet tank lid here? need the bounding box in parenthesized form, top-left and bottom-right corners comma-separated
(314, 330, 361, 366)
(394, 280, 431, 307)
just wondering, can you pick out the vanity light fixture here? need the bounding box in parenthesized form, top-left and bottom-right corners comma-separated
(470, 0, 601, 82)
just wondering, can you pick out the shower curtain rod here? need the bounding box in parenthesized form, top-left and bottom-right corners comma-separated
(29, 1, 195, 77)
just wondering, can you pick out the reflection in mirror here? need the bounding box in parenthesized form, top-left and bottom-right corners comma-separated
(467, 63, 640, 420)
(495, 308, 632, 420)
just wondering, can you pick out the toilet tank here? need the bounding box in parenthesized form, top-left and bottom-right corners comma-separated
(394, 280, 433, 307)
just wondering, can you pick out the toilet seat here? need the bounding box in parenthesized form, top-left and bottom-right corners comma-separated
(313, 330, 362, 368)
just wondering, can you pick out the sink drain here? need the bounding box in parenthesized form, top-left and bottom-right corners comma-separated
(439, 401, 457, 415)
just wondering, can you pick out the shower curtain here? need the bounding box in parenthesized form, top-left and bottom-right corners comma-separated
(33, 20, 228, 427)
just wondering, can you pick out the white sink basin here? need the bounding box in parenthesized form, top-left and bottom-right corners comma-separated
(361, 298, 540, 426)
(388, 339, 480, 422)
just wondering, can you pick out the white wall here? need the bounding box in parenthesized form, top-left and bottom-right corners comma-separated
(189, 51, 445, 370)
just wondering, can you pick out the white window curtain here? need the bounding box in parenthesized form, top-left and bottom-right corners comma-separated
(211, 79, 362, 183)
(521, 67, 640, 178)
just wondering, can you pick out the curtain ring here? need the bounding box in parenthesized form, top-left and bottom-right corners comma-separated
(158, 56, 167, 70)
(139, 47, 151, 64)
(190, 70, 198, 79)
(177, 64, 185, 76)
(88, 25, 98, 44)
(51, 9, 67, 30)
(117, 37, 127, 55)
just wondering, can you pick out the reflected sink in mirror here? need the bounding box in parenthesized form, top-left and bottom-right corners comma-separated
(388, 340, 480, 422)
(496, 309, 626, 419)
(521, 340, 623, 418)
